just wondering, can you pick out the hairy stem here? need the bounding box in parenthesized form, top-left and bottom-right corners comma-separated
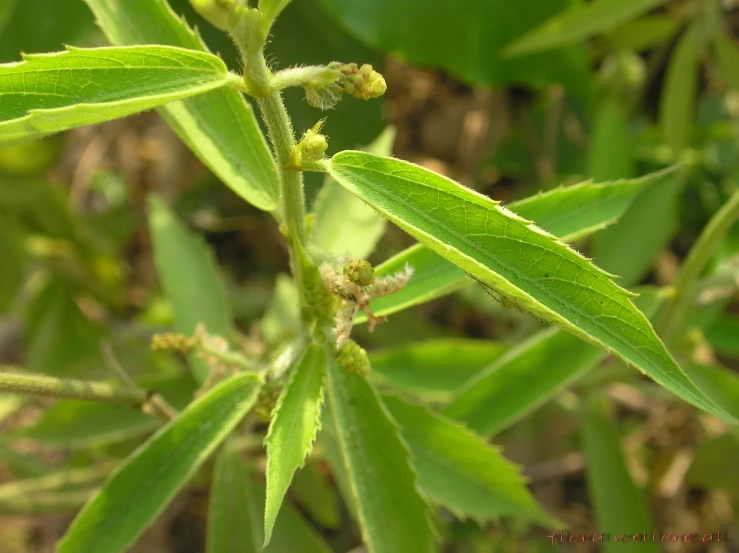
(0, 368, 173, 422)
(656, 184, 739, 344)
(243, 49, 315, 315)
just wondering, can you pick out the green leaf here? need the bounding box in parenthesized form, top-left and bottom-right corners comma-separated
(592, 169, 685, 286)
(589, 98, 634, 182)
(444, 328, 602, 436)
(582, 397, 658, 553)
(57, 372, 262, 553)
(312, 127, 395, 259)
(504, 0, 669, 58)
(83, 0, 279, 211)
(291, 461, 340, 530)
(148, 194, 232, 383)
(369, 339, 506, 402)
(660, 24, 701, 155)
(328, 151, 734, 422)
(605, 14, 680, 53)
(325, 356, 436, 553)
(0, 219, 26, 312)
(317, 0, 589, 90)
(682, 362, 739, 421)
(704, 315, 739, 359)
(207, 447, 261, 553)
(359, 168, 669, 322)
(264, 345, 325, 545)
(0, 45, 229, 144)
(384, 395, 555, 525)
(0, 0, 96, 63)
(713, 30, 739, 91)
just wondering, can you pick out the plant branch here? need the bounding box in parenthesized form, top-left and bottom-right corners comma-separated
(0, 368, 174, 422)
(656, 184, 739, 343)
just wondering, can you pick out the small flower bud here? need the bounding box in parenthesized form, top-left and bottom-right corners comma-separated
(336, 62, 387, 101)
(255, 373, 286, 423)
(336, 340, 371, 377)
(151, 333, 198, 354)
(292, 120, 328, 166)
(344, 259, 375, 287)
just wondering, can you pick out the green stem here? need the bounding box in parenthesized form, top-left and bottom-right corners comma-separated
(656, 184, 739, 343)
(242, 49, 314, 313)
(0, 368, 173, 422)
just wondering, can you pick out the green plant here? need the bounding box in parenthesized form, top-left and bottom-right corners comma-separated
(1, 0, 739, 552)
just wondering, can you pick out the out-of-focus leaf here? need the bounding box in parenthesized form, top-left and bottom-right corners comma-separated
(57, 372, 262, 553)
(312, 127, 395, 259)
(291, 461, 340, 530)
(660, 24, 701, 155)
(0, 0, 95, 63)
(589, 98, 634, 182)
(592, 170, 685, 286)
(605, 14, 680, 53)
(329, 152, 734, 423)
(713, 31, 739, 91)
(504, 0, 669, 57)
(686, 433, 739, 494)
(264, 345, 325, 545)
(358, 168, 673, 321)
(369, 339, 506, 402)
(207, 447, 260, 553)
(445, 289, 663, 435)
(148, 194, 232, 383)
(385, 395, 556, 525)
(0, 178, 77, 241)
(317, 0, 589, 90)
(83, 0, 279, 211)
(682, 362, 739, 421)
(0, 46, 230, 144)
(325, 356, 436, 553)
(444, 328, 602, 436)
(260, 274, 300, 346)
(17, 373, 196, 446)
(582, 397, 658, 553)
(704, 315, 739, 359)
(0, 219, 26, 312)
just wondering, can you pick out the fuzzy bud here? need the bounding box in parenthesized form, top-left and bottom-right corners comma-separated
(303, 66, 343, 110)
(336, 63, 387, 101)
(255, 373, 286, 423)
(336, 340, 371, 377)
(344, 259, 375, 287)
(291, 120, 328, 167)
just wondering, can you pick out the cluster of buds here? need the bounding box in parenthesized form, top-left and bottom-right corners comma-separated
(336, 340, 371, 377)
(255, 372, 287, 422)
(302, 62, 386, 110)
(151, 332, 199, 354)
(320, 258, 414, 349)
(289, 120, 328, 168)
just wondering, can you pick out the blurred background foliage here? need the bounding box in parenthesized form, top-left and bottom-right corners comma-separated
(1, 0, 739, 551)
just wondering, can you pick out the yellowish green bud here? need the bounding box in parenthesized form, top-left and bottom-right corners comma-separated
(336, 340, 371, 377)
(336, 62, 387, 101)
(344, 259, 375, 287)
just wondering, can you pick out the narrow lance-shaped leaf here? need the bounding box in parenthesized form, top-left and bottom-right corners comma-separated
(148, 194, 233, 383)
(358, 167, 673, 322)
(264, 345, 326, 546)
(57, 372, 262, 553)
(384, 395, 556, 526)
(0, 45, 228, 143)
(325, 355, 436, 553)
(504, 0, 669, 58)
(207, 446, 261, 553)
(582, 397, 658, 553)
(660, 24, 701, 155)
(329, 151, 735, 423)
(83, 0, 279, 211)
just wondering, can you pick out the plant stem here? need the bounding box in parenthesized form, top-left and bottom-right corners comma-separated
(0, 368, 173, 422)
(656, 184, 739, 344)
(242, 49, 315, 312)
